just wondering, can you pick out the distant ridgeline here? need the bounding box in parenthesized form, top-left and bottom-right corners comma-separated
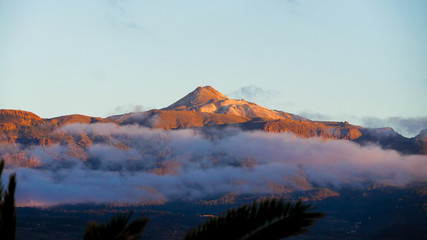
(1, 86, 426, 156)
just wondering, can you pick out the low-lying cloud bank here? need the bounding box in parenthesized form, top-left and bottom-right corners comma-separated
(1, 123, 426, 206)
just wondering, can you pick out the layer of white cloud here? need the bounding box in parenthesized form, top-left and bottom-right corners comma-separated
(1, 123, 426, 206)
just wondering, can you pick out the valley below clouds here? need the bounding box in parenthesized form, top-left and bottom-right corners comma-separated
(1, 123, 426, 207)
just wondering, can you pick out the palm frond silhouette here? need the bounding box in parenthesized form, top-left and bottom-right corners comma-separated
(83, 211, 149, 240)
(0, 159, 17, 240)
(184, 198, 324, 240)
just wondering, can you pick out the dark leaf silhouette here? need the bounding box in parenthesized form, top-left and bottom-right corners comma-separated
(83, 211, 149, 240)
(184, 198, 324, 240)
(0, 159, 17, 240)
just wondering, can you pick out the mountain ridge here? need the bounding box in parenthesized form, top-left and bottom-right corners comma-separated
(1, 86, 426, 155)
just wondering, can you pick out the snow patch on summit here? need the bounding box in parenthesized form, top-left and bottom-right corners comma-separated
(163, 86, 305, 121)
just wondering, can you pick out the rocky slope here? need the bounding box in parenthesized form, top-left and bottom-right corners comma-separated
(414, 129, 427, 155)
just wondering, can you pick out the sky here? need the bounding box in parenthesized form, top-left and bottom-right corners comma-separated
(1, 0, 426, 130)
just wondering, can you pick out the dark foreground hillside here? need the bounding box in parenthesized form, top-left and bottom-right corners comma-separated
(16, 187, 427, 240)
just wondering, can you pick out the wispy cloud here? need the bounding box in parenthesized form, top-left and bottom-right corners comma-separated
(228, 86, 280, 103)
(105, 0, 145, 33)
(286, 0, 300, 5)
(109, 104, 147, 115)
(298, 111, 333, 121)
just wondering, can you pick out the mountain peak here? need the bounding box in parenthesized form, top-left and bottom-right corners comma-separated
(193, 86, 228, 99)
(162, 86, 304, 121)
(163, 86, 229, 111)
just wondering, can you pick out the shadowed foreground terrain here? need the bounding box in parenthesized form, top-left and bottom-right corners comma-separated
(16, 187, 427, 240)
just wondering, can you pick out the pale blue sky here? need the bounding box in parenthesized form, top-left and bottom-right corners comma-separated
(1, 0, 426, 123)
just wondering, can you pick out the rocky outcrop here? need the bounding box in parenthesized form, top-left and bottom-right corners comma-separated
(250, 119, 363, 140)
(47, 114, 109, 127)
(0, 109, 42, 121)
